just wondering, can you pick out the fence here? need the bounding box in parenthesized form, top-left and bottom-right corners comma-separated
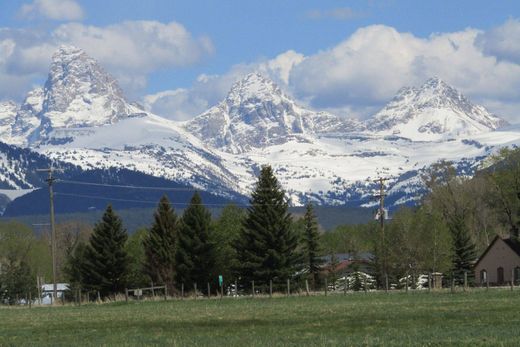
(4, 271, 520, 307)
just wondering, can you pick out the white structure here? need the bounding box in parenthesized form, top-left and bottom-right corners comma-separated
(40, 283, 69, 304)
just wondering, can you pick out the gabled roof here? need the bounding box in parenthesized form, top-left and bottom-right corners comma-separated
(475, 235, 520, 268)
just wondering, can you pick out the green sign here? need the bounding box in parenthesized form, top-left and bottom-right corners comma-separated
(219, 275, 223, 286)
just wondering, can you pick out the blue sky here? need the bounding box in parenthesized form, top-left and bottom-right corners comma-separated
(1, 0, 520, 121)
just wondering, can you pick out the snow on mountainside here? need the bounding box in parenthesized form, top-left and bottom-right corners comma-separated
(32, 45, 146, 144)
(185, 73, 363, 153)
(1, 46, 520, 213)
(367, 77, 508, 141)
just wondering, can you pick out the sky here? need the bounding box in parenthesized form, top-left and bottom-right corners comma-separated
(1, 0, 520, 122)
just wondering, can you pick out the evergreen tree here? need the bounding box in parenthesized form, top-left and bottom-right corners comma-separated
(144, 195, 177, 291)
(211, 204, 245, 286)
(63, 241, 87, 291)
(81, 205, 129, 297)
(175, 192, 215, 292)
(302, 203, 323, 288)
(126, 229, 150, 289)
(0, 258, 36, 304)
(451, 216, 477, 283)
(234, 165, 300, 288)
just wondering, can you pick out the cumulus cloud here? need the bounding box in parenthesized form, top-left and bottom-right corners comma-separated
(289, 24, 520, 120)
(0, 21, 214, 100)
(144, 50, 304, 120)
(476, 18, 520, 64)
(145, 20, 520, 123)
(20, 0, 84, 21)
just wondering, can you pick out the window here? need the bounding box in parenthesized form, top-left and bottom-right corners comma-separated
(497, 267, 504, 285)
(480, 269, 487, 284)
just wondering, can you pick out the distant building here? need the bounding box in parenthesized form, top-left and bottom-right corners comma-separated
(41, 283, 69, 304)
(474, 236, 520, 286)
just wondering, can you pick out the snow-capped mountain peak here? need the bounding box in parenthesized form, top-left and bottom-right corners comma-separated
(226, 72, 284, 105)
(186, 72, 363, 153)
(367, 77, 507, 140)
(31, 45, 145, 142)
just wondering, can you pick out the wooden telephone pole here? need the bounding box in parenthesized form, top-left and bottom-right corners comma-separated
(374, 177, 390, 290)
(37, 167, 62, 301)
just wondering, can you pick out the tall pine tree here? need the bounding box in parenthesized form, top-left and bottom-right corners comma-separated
(302, 203, 323, 288)
(234, 165, 299, 288)
(451, 216, 477, 283)
(175, 192, 215, 292)
(81, 205, 128, 297)
(144, 195, 178, 291)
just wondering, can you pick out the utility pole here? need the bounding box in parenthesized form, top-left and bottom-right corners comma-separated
(37, 167, 62, 301)
(374, 177, 390, 290)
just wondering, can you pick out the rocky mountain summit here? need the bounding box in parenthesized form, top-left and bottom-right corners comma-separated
(185, 73, 363, 153)
(0, 46, 517, 213)
(367, 77, 507, 140)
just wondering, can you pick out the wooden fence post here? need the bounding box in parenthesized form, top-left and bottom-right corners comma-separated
(324, 278, 328, 296)
(287, 279, 290, 297)
(220, 281, 223, 299)
(97, 291, 101, 303)
(151, 282, 155, 298)
(512, 269, 515, 291)
(235, 279, 238, 298)
(363, 276, 367, 293)
(28, 292, 31, 309)
(252, 280, 255, 298)
(451, 276, 455, 294)
(164, 286, 168, 300)
(194, 283, 197, 300)
(78, 289, 81, 306)
(428, 273, 431, 292)
(207, 283, 211, 299)
(305, 279, 310, 296)
(405, 275, 409, 293)
(270, 280, 273, 298)
(463, 272, 467, 292)
(181, 283, 184, 300)
(125, 288, 128, 302)
(343, 278, 347, 295)
(385, 274, 389, 293)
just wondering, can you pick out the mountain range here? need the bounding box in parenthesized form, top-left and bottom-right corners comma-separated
(0, 45, 518, 215)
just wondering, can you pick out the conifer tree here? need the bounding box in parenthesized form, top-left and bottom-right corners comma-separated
(175, 192, 215, 291)
(234, 165, 299, 288)
(302, 202, 323, 288)
(451, 216, 477, 283)
(81, 205, 128, 297)
(144, 195, 177, 291)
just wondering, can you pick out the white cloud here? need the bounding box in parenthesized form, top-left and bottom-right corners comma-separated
(476, 18, 520, 64)
(289, 24, 520, 120)
(20, 0, 84, 21)
(145, 21, 520, 123)
(144, 50, 304, 120)
(0, 21, 214, 100)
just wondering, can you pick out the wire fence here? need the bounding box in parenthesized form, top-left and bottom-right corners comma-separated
(4, 274, 519, 308)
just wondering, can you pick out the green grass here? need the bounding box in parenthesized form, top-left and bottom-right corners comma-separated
(1, 290, 520, 346)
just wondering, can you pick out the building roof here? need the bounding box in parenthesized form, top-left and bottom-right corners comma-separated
(475, 236, 520, 268)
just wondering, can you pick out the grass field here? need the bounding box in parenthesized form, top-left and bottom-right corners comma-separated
(2, 290, 520, 346)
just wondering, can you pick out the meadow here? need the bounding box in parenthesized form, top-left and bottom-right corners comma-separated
(1, 289, 520, 346)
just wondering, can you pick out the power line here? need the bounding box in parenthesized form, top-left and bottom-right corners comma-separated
(57, 179, 211, 192)
(54, 191, 370, 207)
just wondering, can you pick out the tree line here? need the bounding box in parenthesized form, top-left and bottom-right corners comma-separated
(0, 165, 323, 300)
(4, 148, 520, 301)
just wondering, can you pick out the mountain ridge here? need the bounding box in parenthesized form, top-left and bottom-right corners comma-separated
(0, 46, 517, 214)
